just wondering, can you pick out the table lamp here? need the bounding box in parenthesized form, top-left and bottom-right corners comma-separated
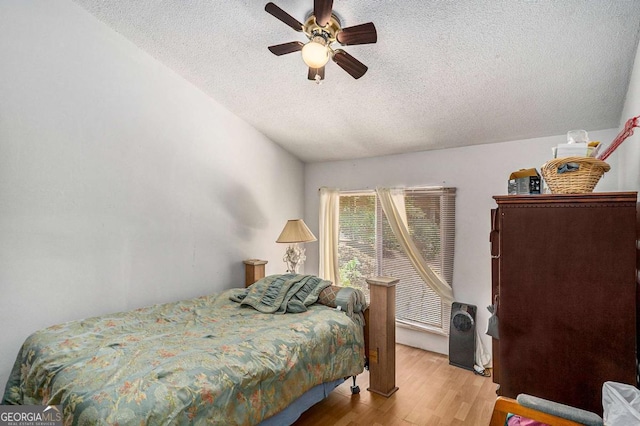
(276, 219, 317, 273)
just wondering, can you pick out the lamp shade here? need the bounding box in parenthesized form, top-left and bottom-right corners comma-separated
(276, 219, 317, 243)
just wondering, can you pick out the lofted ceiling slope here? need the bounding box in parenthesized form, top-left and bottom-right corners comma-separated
(72, 0, 640, 163)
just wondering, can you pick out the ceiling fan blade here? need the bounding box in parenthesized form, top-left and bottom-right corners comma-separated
(314, 0, 334, 27)
(332, 49, 368, 79)
(265, 2, 303, 32)
(308, 66, 325, 81)
(268, 41, 304, 56)
(336, 22, 377, 45)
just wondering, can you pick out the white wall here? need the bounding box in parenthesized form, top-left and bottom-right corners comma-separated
(304, 129, 620, 356)
(0, 1, 303, 389)
(617, 37, 640, 191)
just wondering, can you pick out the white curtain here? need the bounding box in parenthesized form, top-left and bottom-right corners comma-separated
(376, 187, 454, 303)
(319, 187, 340, 284)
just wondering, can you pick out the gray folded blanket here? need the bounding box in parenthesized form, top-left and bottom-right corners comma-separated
(230, 274, 331, 314)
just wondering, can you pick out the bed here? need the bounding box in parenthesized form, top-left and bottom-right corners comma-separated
(2, 273, 369, 425)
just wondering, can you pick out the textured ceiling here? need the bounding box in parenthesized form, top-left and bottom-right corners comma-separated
(72, 0, 640, 163)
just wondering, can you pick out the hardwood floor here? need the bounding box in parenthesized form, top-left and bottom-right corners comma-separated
(294, 344, 497, 426)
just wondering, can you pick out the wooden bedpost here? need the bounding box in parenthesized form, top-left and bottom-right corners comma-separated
(366, 276, 399, 397)
(243, 259, 267, 287)
(363, 307, 370, 370)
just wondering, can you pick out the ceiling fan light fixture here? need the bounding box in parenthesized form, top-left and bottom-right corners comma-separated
(301, 37, 330, 68)
(265, 1, 377, 81)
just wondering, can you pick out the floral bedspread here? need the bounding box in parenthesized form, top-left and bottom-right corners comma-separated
(2, 289, 365, 425)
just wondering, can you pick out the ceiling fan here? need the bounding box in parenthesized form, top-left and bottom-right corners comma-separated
(265, 0, 377, 82)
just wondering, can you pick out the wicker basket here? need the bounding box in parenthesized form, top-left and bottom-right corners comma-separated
(541, 156, 610, 194)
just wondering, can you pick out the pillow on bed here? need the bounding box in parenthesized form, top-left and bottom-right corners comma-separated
(317, 285, 340, 308)
(316, 285, 368, 327)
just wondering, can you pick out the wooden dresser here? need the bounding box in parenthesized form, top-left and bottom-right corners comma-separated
(490, 192, 638, 415)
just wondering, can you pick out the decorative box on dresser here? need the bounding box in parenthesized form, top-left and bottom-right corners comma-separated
(490, 192, 638, 415)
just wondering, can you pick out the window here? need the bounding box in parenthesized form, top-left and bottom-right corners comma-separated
(337, 187, 456, 334)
